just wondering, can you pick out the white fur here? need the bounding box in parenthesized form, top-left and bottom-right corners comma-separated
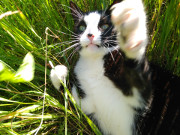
(111, 0, 147, 61)
(80, 12, 101, 48)
(50, 65, 68, 90)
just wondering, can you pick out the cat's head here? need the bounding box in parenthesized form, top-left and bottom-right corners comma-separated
(69, 0, 121, 58)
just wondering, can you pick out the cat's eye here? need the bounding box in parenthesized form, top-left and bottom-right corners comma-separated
(79, 25, 86, 32)
(101, 24, 109, 30)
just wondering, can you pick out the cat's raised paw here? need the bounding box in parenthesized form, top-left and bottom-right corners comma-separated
(50, 65, 68, 90)
(111, 0, 147, 60)
(111, 0, 143, 30)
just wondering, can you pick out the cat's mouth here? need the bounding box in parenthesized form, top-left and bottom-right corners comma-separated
(86, 43, 100, 48)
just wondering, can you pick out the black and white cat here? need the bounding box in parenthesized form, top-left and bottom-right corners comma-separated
(51, 0, 152, 134)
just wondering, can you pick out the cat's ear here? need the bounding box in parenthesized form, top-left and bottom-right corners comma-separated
(110, 0, 123, 7)
(106, 0, 123, 14)
(69, 1, 83, 22)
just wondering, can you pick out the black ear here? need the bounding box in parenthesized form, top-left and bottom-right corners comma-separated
(69, 1, 83, 22)
(110, 0, 123, 8)
(106, 0, 123, 14)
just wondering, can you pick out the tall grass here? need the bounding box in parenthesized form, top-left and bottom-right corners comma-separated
(0, 0, 179, 134)
(144, 0, 180, 75)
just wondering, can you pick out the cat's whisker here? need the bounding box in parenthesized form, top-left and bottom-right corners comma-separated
(54, 30, 78, 38)
(103, 39, 118, 42)
(70, 37, 80, 40)
(103, 43, 115, 62)
(50, 40, 79, 50)
(103, 40, 118, 46)
(60, 40, 79, 45)
(103, 42, 118, 51)
(112, 46, 120, 52)
(106, 34, 117, 38)
(48, 43, 67, 49)
(62, 12, 80, 18)
(104, 42, 118, 45)
(53, 30, 78, 37)
(111, 46, 123, 57)
(67, 47, 80, 61)
(107, 35, 117, 38)
(61, 25, 80, 37)
(61, 4, 83, 18)
(102, 6, 110, 18)
(103, 35, 118, 41)
(57, 43, 80, 55)
(108, 48, 115, 62)
(103, 26, 114, 36)
(104, 43, 122, 60)
(62, 40, 79, 44)
(67, 50, 76, 60)
(103, 14, 111, 19)
(102, 35, 117, 42)
(46, 27, 78, 39)
(102, 15, 110, 19)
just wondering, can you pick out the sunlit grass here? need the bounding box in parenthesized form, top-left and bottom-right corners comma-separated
(144, 0, 180, 75)
(0, 0, 179, 134)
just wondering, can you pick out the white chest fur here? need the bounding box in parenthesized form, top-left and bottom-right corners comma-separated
(73, 56, 140, 135)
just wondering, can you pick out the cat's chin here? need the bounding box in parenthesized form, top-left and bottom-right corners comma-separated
(80, 44, 105, 58)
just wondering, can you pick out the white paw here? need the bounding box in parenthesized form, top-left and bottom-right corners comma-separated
(111, 0, 147, 60)
(50, 65, 68, 90)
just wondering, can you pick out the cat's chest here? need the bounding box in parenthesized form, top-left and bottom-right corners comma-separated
(73, 56, 134, 135)
(74, 56, 143, 108)
(74, 56, 105, 85)
(74, 56, 120, 96)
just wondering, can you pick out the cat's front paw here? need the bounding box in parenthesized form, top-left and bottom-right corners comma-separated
(50, 64, 68, 90)
(111, 0, 147, 60)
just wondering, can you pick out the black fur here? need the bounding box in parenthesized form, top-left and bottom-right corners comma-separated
(104, 50, 152, 101)
(72, 71, 86, 99)
(137, 64, 180, 135)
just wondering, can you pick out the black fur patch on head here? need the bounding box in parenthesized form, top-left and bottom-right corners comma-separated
(99, 11, 117, 48)
(74, 19, 86, 35)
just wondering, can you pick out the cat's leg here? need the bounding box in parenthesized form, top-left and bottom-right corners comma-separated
(111, 0, 147, 61)
(50, 64, 68, 90)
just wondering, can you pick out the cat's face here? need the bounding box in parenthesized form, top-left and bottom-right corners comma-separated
(70, 2, 117, 57)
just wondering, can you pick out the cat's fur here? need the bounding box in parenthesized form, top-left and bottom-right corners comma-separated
(51, 0, 150, 134)
(50, 0, 180, 135)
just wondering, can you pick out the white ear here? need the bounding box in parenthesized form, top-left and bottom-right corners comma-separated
(50, 65, 68, 90)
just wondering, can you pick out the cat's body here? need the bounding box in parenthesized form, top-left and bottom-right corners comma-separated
(50, 0, 180, 134)
(72, 50, 151, 135)
(73, 52, 143, 135)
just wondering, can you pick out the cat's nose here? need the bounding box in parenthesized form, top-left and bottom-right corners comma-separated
(87, 33, 94, 41)
(87, 34, 93, 37)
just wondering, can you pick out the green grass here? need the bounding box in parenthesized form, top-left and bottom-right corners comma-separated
(0, 0, 179, 134)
